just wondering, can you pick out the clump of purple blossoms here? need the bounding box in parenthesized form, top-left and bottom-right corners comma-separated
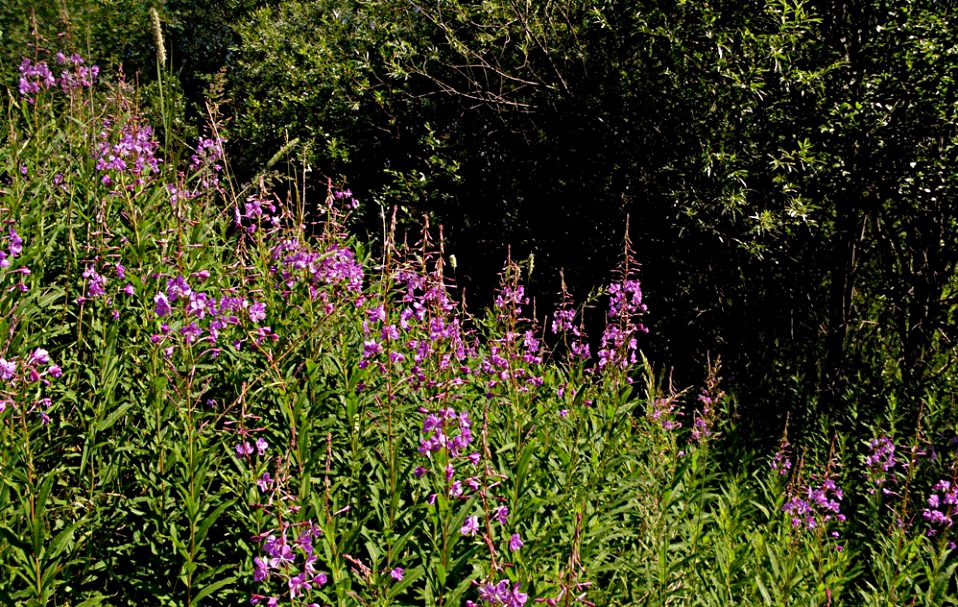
(151, 275, 271, 353)
(95, 121, 162, 189)
(0, 348, 63, 424)
(597, 278, 647, 371)
(0, 225, 29, 292)
(251, 521, 329, 604)
(419, 407, 474, 459)
(74, 260, 135, 311)
(495, 283, 528, 317)
(922, 479, 957, 543)
(0, 227, 24, 268)
(784, 476, 846, 534)
(340, 247, 463, 395)
(271, 240, 364, 309)
(236, 436, 269, 459)
(190, 136, 225, 171)
(18, 58, 56, 101)
(649, 396, 683, 431)
(864, 436, 898, 494)
(467, 580, 529, 607)
(479, 263, 548, 392)
(234, 195, 278, 233)
(82, 265, 107, 299)
(56, 52, 99, 92)
(331, 189, 359, 210)
(167, 136, 227, 203)
(770, 439, 792, 476)
(690, 391, 721, 443)
(189, 136, 225, 190)
(551, 302, 590, 360)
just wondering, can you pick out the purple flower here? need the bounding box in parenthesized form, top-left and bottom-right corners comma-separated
(83, 266, 106, 298)
(256, 437, 269, 455)
(153, 292, 171, 317)
(380, 325, 400, 343)
(923, 479, 958, 533)
(253, 557, 270, 582)
(166, 276, 191, 302)
(236, 442, 254, 457)
(289, 572, 311, 598)
(390, 567, 404, 581)
(190, 136, 225, 172)
(784, 476, 844, 532)
(509, 533, 523, 552)
(362, 340, 383, 358)
(257, 472, 272, 492)
(495, 284, 527, 310)
(0, 358, 16, 381)
(8, 229, 23, 258)
(249, 301, 266, 323)
(494, 506, 509, 525)
(477, 580, 528, 607)
(29, 349, 50, 365)
(18, 58, 56, 99)
(461, 515, 479, 536)
(770, 439, 792, 475)
(865, 436, 898, 489)
(367, 304, 386, 322)
(186, 292, 211, 318)
(263, 534, 294, 563)
(552, 306, 577, 334)
(94, 121, 162, 187)
(180, 323, 203, 343)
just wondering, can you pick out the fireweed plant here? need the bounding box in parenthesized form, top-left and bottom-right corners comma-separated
(0, 54, 956, 607)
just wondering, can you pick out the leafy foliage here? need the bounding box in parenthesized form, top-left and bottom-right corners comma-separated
(0, 53, 956, 607)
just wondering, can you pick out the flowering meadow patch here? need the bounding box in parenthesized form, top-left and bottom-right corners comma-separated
(0, 53, 955, 607)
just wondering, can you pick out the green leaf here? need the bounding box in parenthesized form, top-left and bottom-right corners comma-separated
(192, 575, 236, 604)
(195, 498, 234, 549)
(97, 400, 134, 432)
(47, 522, 76, 560)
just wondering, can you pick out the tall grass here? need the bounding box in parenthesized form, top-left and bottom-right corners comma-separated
(0, 51, 955, 607)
